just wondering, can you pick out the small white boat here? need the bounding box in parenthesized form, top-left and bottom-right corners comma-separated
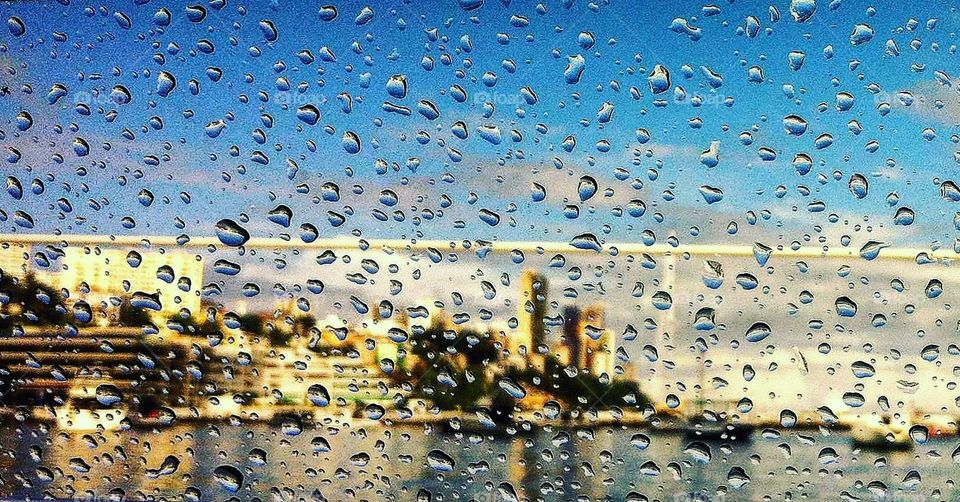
(54, 400, 127, 431)
(850, 414, 912, 450)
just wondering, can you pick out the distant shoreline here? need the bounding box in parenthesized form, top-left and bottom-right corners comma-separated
(2, 405, 849, 433)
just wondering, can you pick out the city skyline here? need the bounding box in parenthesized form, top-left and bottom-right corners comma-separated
(2, 233, 957, 420)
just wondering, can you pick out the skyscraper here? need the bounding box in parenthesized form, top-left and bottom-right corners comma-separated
(515, 269, 548, 355)
(0, 246, 205, 320)
(580, 304, 615, 377)
(561, 305, 582, 367)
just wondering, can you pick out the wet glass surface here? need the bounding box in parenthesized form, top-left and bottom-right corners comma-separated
(1, 0, 960, 500)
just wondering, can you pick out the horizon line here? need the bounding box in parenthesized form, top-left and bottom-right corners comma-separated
(0, 233, 953, 261)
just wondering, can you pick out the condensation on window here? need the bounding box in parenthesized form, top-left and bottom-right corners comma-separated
(0, 1, 958, 500)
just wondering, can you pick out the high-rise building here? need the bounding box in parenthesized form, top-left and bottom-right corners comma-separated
(579, 304, 615, 377)
(515, 269, 548, 355)
(0, 245, 204, 320)
(0, 244, 30, 278)
(560, 305, 582, 367)
(58, 247, 204, 318)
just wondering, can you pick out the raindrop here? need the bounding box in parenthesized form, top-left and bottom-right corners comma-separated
(426, 450, 456, 472)
(848, 174, 868, 199)
(7, 16, 25, 36)
(215, 219, 251, 247)
(213, 465, 244, 493)
(835, 296, 858, 317)
(745, 322, 772, 342)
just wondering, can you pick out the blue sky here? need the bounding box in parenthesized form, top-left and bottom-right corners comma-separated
(2, 0, 959, 253)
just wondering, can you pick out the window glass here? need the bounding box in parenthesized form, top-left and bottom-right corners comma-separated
(1, 1, 958, 500)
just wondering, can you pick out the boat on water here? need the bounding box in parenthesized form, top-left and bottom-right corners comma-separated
(441, 415, 538, 436)
(49, 397, 128, 431)
(850, 414, 913, 450)
(681, 363, 754, 441)
(683, 420, 755, 441)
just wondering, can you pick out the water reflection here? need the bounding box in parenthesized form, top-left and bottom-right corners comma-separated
(0, 422, 954, 501)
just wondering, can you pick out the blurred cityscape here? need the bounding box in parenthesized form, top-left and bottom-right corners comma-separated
(1, 235, 958, 448)
(0, 238, 645, 431)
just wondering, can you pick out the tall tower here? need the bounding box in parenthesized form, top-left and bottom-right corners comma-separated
(516, 269, 548, 354)
(580, 304, 615, 377)
(52, 247, 204, 320)
(561, 305, 582, 367)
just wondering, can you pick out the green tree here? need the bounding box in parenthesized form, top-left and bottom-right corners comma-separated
(0, 272, 67, 334)
(168, 312, 219, 336)
(407, 319, 500, 410)
(239, 313, 265, 334)
(117, 296, 152, 327)
(502, 356, 649, 413)
(292, 314, 317, 334)
(266, 326, 292, 347)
